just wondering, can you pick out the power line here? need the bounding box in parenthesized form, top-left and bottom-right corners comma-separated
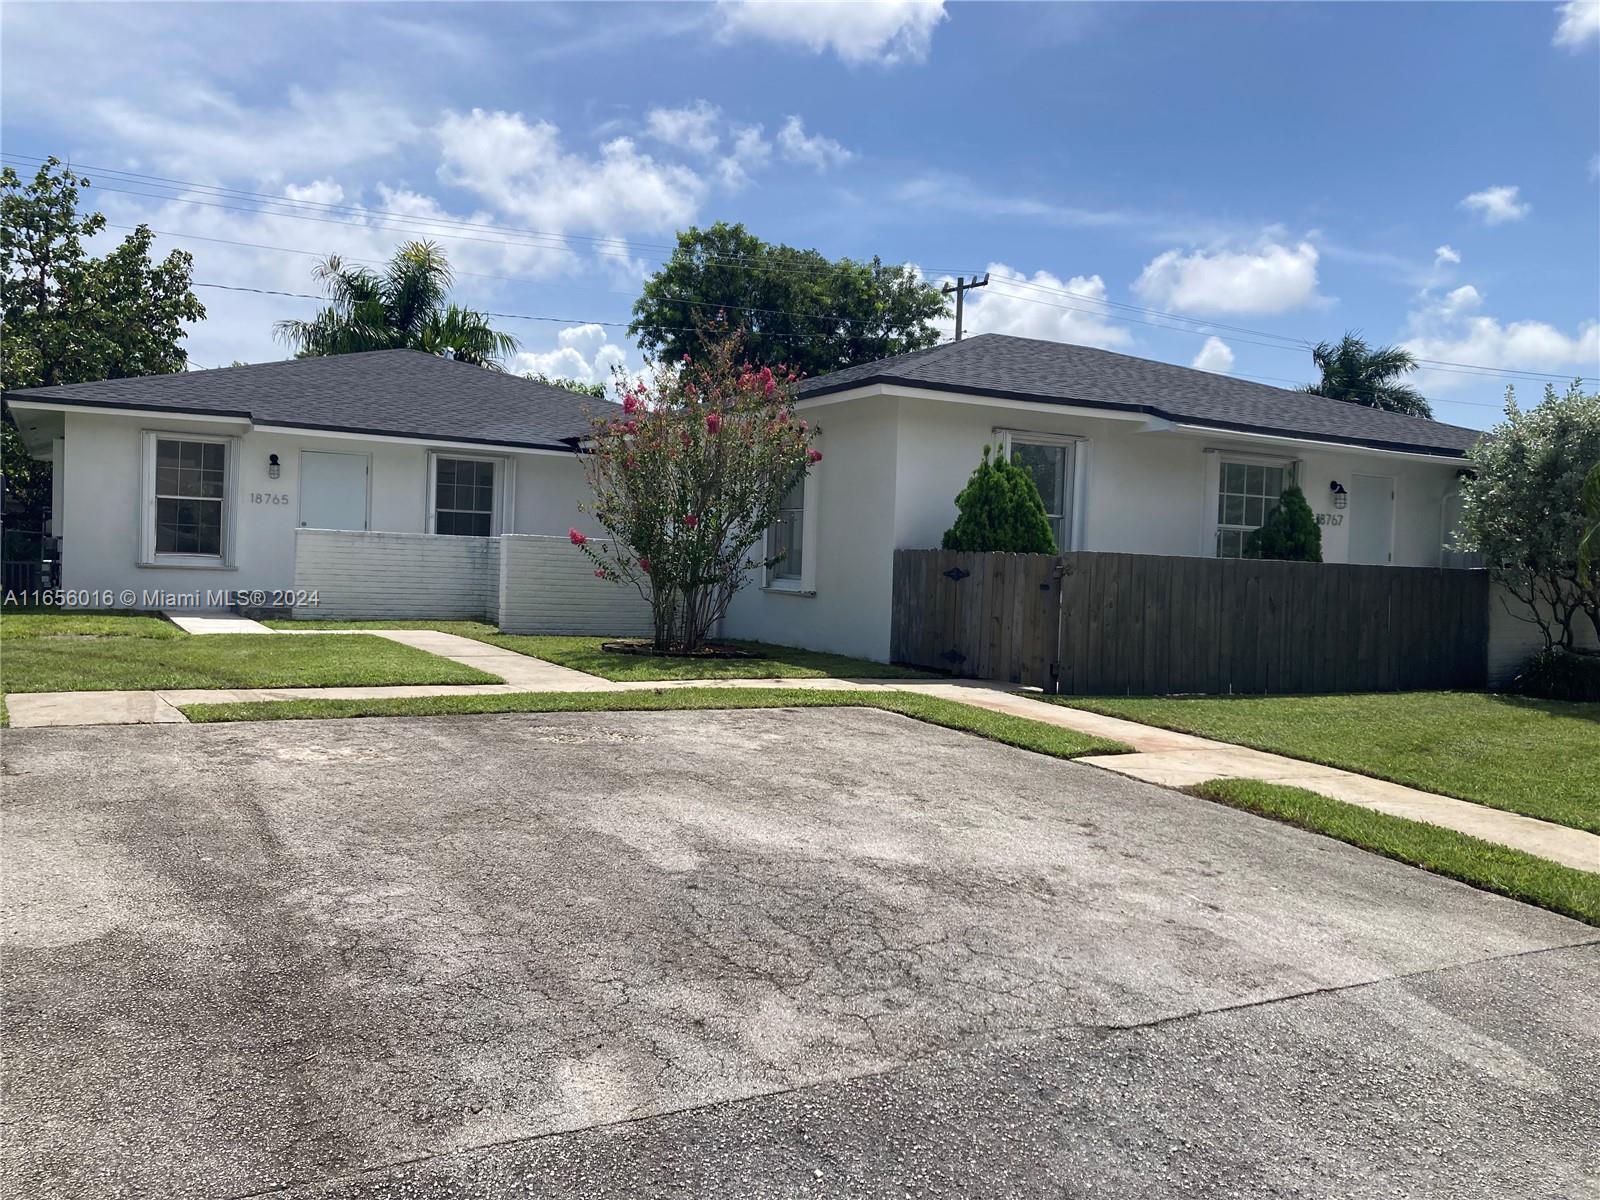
(16, 151, 1592, 384)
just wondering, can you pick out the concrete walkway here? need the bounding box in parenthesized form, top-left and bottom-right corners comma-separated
(4, 630, 1595, 874)
(163, 611, 274, 635)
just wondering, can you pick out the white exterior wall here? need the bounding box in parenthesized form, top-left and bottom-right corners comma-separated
(56, 409, 590, 605)
(719, 397, 903, 661)
(293, 530, 500, 620)
(497, 535, 653, 635)
(725, 390, 1468, 664)
(1486, 583, 1600, 688)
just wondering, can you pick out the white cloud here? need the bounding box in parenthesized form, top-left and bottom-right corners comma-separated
(90, 83, 421, 181)
(645, 101, 723, 156)
(436, 108, 705, 234)
(1433, 244, 1462, 266)
(513, 324, 631, 388)
(775, 116, 854, 170)
(1133, 240, 1321, 315)
(1402, 285, 1600, 394)
(1553, 1, 1600, 49)
(949, 264, 1130, 349)
(1190, 336, 1235, 373)
(717, 0, 946, 65)
(715, 125, 773, 189)
(1460, 185, 1530, 225)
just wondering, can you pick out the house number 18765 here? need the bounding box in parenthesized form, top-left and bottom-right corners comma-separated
(251, 492, 291, 505)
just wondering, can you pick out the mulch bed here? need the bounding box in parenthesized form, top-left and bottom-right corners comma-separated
(599, 640, 764, 660)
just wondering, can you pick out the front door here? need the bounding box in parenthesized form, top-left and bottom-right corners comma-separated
(299, 451, 369, 530)
(1348, 473, 1394, 565)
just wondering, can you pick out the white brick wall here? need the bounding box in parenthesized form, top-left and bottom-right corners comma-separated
(497, 534, 654, 636)
(1486, 582, 1600, 688)
(293, 529, 500, 621)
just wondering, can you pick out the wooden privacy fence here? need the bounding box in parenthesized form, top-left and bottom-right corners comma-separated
(891, 549, 1489, 695)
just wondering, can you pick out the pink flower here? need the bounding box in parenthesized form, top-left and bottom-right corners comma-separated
(682, 353, 692, 363)
(594, 568, 607, 579)
(807, 449, 823, 463)
(683, 514, 699, 528)
(638, 557, 651, 574)
(705, 412, 722, 434)
(569, 528, 587, 546)
(622, 393, 641, 415)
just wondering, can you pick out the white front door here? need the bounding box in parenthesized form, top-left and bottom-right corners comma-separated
(1348, 473, 1394, 565)
(299, 451, 369, 530)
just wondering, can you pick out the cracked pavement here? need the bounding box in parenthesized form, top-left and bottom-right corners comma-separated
(2, 707, 1595, 1198)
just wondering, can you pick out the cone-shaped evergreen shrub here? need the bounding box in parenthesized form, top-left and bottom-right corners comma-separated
(1243, 485, 1322, 562)
(941, 445, 1058, 553)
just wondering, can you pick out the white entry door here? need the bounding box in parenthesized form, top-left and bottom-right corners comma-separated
(299, 451, 369, 530)
(1348, 473, 1394, 565)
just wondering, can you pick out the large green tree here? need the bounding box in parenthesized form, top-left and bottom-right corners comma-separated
(1457, 380, 1599, 651)
(1303, 331, 1432, 419)
(629, 222, 946, 377)
(2, 158, 206, 528)
(275, 241, 518, 367)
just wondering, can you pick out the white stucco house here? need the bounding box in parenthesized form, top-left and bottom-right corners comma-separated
(719, 334, 1486, 662)
(6, 334, 1503, 662)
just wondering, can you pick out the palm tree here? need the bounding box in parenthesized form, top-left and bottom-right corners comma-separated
(1303, 332, 1431, 419)
(275, 241, 518, 367)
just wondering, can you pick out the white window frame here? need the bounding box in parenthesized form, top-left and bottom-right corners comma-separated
(139, 431, 239, 568)
(996, 429, 1088, 551)
(763, 459, 820, 594)
(1202, 448, 1300, 558)
(426, 451, 513, 537)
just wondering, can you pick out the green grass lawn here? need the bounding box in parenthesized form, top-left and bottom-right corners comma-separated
(1055, 692, 1600, 834)
(1, 630, 501, 693)
(180, 685, 1129, 760)
(265, 620, 928, 681)
(1191, 779, 1600, 927)
(1, 610, 185, 639)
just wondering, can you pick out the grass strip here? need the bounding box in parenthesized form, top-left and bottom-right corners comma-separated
(1, 611, 184, 640)
(264, 621, 930, 682)
(179, 686, 1129, 760)
(1189, 778, 1600, 927)
(1056, 692, 1600, 834)
(2, 633, 501, 693)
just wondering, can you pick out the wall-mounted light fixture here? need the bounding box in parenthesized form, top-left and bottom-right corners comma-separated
(1329, 480, 1348, 510)
(268, 453, 281, 479)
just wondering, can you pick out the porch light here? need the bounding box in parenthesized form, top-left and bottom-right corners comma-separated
(268, 453, 281, 479)
(1329, 480, 1347, 510)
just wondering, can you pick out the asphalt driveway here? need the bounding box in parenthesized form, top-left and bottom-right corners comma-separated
(2, 708, 1595, 1199)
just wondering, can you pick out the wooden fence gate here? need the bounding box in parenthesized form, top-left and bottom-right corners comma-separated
(891, 548, 1489, 695)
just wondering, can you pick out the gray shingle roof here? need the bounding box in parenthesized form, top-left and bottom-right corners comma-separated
(799, 334, 1482, 457)
(2, 350, 608, 449)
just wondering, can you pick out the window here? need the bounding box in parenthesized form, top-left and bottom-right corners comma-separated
(1215, 460, 1288, 557)
(767, 476, 805, 582)
(433, 457, 496, 536)
(154, 438, 226, 557)
(1009, 438, 1075, 550)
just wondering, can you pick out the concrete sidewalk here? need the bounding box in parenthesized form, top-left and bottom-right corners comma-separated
(4, 631, 1595, 874)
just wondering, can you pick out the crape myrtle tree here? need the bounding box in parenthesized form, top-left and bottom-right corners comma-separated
(1457, 380, 1600, 651)
(941, 445, 1057, 554)
(570, 334, 820, 654)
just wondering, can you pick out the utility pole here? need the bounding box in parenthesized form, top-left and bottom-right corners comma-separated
(942, 273, 988, 342)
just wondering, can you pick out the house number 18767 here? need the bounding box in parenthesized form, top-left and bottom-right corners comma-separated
(251, 492, 291, 505)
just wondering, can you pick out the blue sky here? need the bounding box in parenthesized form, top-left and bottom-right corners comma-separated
(3, 0, 1596, 429)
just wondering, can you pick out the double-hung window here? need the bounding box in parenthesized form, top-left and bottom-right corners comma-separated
(766, 476, 805, 582)
(1007, 437, 1076, 550)
(1215, 460, 1289, 558)
(141, 433, 235, 565)
(432, 456, 497, 536)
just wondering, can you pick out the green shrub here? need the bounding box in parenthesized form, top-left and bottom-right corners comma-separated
(1513, 647, 1600, 701)
(941, 445, 1057, 553)
(1244, 485, 1322, 562)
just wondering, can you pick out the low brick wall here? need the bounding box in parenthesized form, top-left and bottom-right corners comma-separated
(496, 535, 653, 636)
(292, 529, 500, 622)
